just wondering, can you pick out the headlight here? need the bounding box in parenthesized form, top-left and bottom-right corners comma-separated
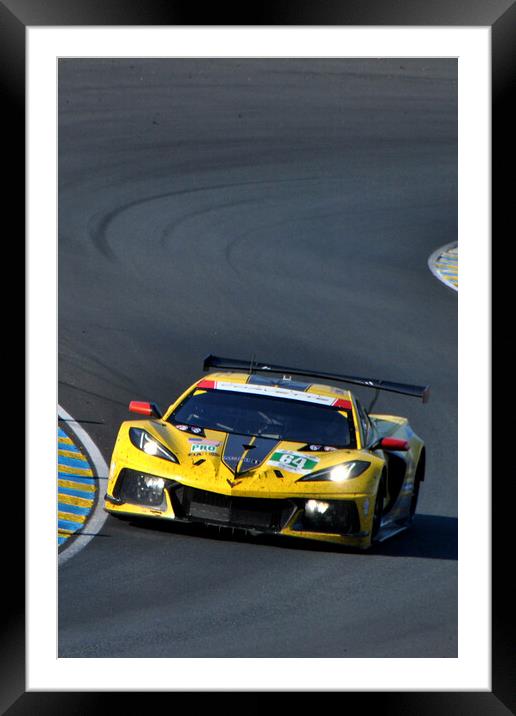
(115, 469, 168, 507)
(300, 498, 361, 535)
(129, 428, 179, 463)
(143, 476, 165, 490)
(297, 460, 370, 482)
(305, 499, 330, 514)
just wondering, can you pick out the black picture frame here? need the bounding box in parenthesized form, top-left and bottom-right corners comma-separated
(11, 1, 507, 712)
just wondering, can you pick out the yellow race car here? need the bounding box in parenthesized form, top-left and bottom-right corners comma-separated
(104, 356, 429, 549)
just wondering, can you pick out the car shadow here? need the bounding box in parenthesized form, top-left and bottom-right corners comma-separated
(122, 512, 457, 561)
(370, 514, 458, 561)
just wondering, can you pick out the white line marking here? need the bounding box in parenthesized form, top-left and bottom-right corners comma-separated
(427, 242, 458, 292)
(58, 405, 109, 566)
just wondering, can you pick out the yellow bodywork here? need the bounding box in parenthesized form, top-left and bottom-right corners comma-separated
(104, 372, 425, 549)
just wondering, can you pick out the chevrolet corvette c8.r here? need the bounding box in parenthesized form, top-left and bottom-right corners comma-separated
(104, 355, 429, 549)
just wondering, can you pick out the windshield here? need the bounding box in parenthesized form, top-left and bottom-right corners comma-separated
(169, 389, 356, 448)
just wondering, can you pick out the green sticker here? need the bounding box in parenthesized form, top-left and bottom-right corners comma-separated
(268, 450, 319, 474)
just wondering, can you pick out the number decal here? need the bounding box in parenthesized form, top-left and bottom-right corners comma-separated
(268, 450, 319, 474)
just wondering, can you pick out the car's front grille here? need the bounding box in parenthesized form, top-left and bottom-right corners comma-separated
(171, 485, 296, 531)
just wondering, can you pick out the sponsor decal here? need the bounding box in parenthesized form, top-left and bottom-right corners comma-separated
(300, 444, 338, 452)
(267, 450, 319, 475)
(199, 380, 349, 407)
(188, 438, 221, 454)
(223, 455, 262, 466)
(188, 438, 220, 445)
(174, 423, 206, 437)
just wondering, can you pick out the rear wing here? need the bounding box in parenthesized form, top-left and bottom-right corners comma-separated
(203, 354, 430, 403)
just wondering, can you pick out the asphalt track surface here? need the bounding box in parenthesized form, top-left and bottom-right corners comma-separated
(58, 59, 457, 658)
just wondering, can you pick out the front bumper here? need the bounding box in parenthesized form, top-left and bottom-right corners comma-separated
(105, 467, 375, 548)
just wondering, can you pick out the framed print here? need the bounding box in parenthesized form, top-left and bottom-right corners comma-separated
(10, 0, 509, 711)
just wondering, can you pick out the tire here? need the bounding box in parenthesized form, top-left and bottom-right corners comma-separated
(409, 476, 421, 520)
(371, 476, 386, 540)
(409, 451, 425, 521)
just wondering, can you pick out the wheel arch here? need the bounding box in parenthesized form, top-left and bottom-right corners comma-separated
(415, 444, 426, 481)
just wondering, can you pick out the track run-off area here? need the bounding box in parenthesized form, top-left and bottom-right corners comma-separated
(58, 59, 457, 657)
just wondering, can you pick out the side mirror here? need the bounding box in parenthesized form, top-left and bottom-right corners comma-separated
(375, 437, 409, 452)
(128, 401, 163, 418)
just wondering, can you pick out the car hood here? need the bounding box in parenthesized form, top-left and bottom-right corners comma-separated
(141, 421, 362, 495)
